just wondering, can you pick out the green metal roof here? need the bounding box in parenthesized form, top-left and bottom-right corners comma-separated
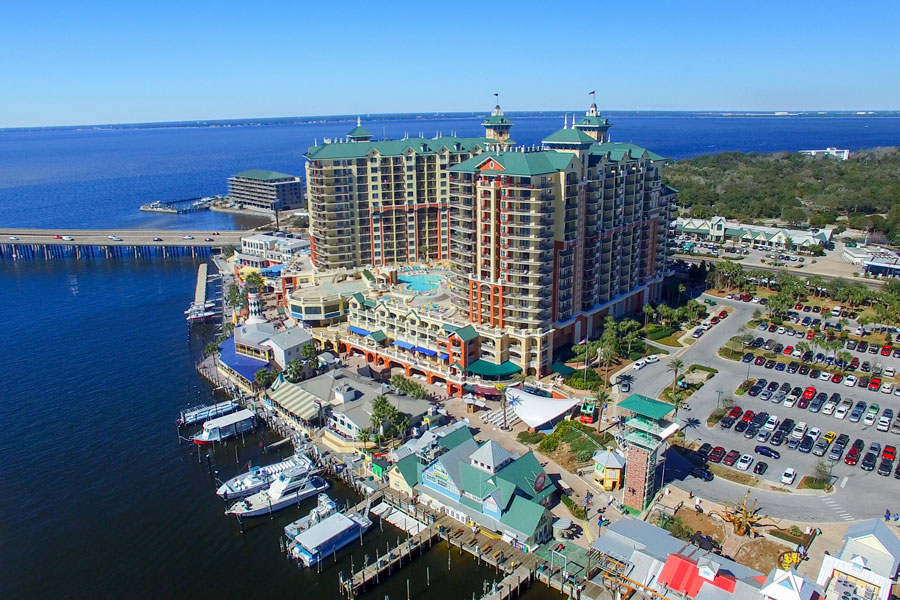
(449, 151, 572, 177)
(494, 451, 555, 505)
(542, 127, 596, 145)
(550, 362, 577, 376)
(450, 324, 479, 342)
(466, 359, 521, 377)
(482, 114, 514, 126)
(438, 426, 474, 450)
(394, 454, 422, 487)
(459, 462, 495, 497)
(500, 495, 548, 539)
(724, 228, 746, 236)
(442, 324, 459, 334)
(589, 142, 664, 161)
(575, 115, 610, 128)
(232, 169, 298, 181)
(370, 330, 387, 343)
(347, 125, 373, 138)
(618, 394, 675, 420)
(305, 136, 488, 160)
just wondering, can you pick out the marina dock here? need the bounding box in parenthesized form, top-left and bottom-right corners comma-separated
(195, 263, 208, 306)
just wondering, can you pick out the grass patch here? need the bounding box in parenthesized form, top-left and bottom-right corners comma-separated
(517, 431, 545, 445)
(707, 407, 728, 427)
(646, 326, 679, 341)
(707, 464, 760, 486)
(769, 528, 806, 546)
(719, 347, 744, 361)
(654, 335, 685, 347)
(798, 476, 834, 492)
(538, 420, 614, 463)
(560, 494, 587, 520)
(655, 514, 694, 541)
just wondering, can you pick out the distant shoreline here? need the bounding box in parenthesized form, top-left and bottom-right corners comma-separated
(4, 110, 900, 134)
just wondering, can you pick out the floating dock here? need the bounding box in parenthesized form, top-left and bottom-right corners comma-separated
(195, 263, 208, 306)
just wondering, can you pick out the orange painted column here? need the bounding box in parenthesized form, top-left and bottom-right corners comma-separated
(498, 285, 504, 329)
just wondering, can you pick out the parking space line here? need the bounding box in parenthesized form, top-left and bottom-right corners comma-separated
(840, 476, 848, 488)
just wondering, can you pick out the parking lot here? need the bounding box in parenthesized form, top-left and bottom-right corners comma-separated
(625, 293, 900, 521)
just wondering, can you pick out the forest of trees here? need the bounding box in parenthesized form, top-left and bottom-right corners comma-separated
(663, 147, 900, 243)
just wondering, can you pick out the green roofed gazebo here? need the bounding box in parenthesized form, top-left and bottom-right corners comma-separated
(550, 362, 576, 376)
(369, 330, 387, 343)
(617, 394, 675, 420)
(465, 359, 521, 378)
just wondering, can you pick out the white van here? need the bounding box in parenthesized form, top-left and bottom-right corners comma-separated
(831, 306, 842, 317)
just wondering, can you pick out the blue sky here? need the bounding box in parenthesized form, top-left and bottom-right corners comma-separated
(1, 0, 898, 127)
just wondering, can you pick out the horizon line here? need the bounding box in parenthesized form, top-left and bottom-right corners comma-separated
(3, 108, 899, 132)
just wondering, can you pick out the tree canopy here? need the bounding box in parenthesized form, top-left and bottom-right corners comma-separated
(664, 148, 900, 243)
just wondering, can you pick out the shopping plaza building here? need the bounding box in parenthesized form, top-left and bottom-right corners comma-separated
(300, 104, 676, 390)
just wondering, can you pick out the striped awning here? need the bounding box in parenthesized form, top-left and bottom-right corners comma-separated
(267, 382, 321, 421)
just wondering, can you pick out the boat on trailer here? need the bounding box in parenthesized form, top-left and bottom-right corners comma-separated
(178, 400, 240, 426)
(216, 452, 318, 499)
(192, 409, 255, 445)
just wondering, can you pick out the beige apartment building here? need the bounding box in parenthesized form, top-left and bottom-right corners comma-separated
(227, 169, 304, 212)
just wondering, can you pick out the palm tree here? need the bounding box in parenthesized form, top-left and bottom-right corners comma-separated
(597, 348, 616, 390)
(301, 342, 318, 362)
(643, 304, 656, 328)
(204, 341, 220, 357)
(286, 359, 305, 383)
(358, 428, 372, 448)
(668, 358, 685, 393)
(496, 384, 509, 430)
(836, 350, 853, 371)
(594, 389, 610, 424)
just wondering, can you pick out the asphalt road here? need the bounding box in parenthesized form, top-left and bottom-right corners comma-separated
(0, 228, 245, 247)
(628, 294, 900, 522)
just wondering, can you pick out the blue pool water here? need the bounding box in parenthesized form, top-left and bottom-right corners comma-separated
(398, 273, 442, 292)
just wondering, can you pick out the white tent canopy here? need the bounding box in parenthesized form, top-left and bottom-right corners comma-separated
(506, 388, 580, 428)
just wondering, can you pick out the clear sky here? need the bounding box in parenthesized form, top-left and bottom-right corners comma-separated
(2, 0, 898, 127)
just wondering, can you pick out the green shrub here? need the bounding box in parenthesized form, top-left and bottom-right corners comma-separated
(648, 327, 678, 340)
(538, 436, 559, 453)
(517, 431, 544, 445)
(707, 407, 727, 426)
(560, 494, 587, 520)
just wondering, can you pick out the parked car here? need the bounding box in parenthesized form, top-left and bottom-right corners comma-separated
(781, 468, 797, 484)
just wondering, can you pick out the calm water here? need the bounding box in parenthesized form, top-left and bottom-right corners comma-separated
(1, 114, 898, 598)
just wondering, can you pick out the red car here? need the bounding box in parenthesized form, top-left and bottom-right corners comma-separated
(710, 316, 720, 325)
(881, 345, 893, 356)
(728, 407, 743, 420)
(806, 331, 815, 340)
(869, 378, 882, 391)
(784, 346, 794, 355)
(845, 447, 861, 465)
(831, 373, 843, 383)
(755, 356, 766, 366)
(742, 410, 755, 422)
(802, 386, 817, 400)
(53, 235, 62, 239)
(741, 293, 753, 302)
(708, 446, 726, 463)
(719, 310, 728, 319)
(883, 446, 897, 461)
(794, 303, 803, 310)
(722, 450, 741, 466)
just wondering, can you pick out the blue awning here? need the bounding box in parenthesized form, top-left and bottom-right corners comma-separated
(438, 353, 449, 360)
(218, 336, 271, 383)
(260, 263, 285, 276)
(415, 346, 437, 357)
(348, 325, 371, 336)
(393, 340, 414, 351)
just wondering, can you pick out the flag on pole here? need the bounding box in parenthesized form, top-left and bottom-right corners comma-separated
(589, 90, 595, 95)
(493, 93, 499, 97)
(577, 338, 587, 345)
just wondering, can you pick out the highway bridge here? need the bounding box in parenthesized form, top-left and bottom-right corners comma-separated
(0, 228, 246, 247)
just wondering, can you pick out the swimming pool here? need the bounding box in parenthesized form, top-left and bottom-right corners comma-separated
(398, 274, 442, 292)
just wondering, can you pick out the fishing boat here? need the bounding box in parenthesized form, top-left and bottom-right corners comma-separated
(225, 470, 329, 518)
(178, 400, 239, 426)
(216, 452, 318, 499)
(283, 493, 339, 542)
(289, 511, 373, 567)
(192, 409, 255, 445)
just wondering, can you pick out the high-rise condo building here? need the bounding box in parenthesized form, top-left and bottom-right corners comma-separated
(303, 104, 676, 384)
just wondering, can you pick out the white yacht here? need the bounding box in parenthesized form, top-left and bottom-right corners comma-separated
(216, 452, 317, 499)
(225, 469, 329, 518)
